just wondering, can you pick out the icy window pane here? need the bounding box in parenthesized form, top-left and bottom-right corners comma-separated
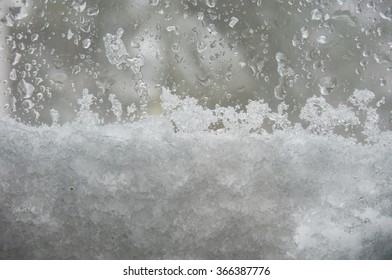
(0, 0, 391, 259)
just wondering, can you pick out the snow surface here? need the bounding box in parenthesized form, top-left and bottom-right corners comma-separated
(1, 89, 392, 259)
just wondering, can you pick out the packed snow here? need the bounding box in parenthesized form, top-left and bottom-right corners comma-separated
(1, 88, 392, 259)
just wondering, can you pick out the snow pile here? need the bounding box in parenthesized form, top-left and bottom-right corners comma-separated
(1, 89, 391, 259)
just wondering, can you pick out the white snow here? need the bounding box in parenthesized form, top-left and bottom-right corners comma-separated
(0, 89, 391, 259)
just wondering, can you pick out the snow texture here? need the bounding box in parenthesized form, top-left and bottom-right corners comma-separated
(1, 89, 392, 259)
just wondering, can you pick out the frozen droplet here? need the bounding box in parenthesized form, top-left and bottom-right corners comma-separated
(17, 79, 35, 99)
(317, 36, 327, 44)
(72, 0, 87, 13)
(311, 9, 322, 21)
(318, 76, 337, 95)
(301, 27, 309, 39)
(10, 68, 17, 81)
(12, 53, 22, 65)
(229, 17, 239, 28)
(197, 12, 204, 21)
(82, 38, 91, 49)
(50, 109, 59, 125)
(109, 94, 122, 122)
(379, 78, 386, 87)
(362, 49, 371, 57)
(276, 52, 294, 77)
(31, 34, 39, 42)
(197, 41, 207, 53)
(149, 0, 159, 6)
(206, 0, 216, 8)
(72, 65, 81, 75)
(207, 24, 217, 36)
(379, 9, 392, 22)
(87, 6, 99, 16)
(172, 43, 180, 53)
(166, 25, 179, 35)
(21, 99, 34, 110)
(67, 29, 74, 40)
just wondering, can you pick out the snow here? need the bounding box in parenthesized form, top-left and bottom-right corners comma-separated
(1, 89, 391, 259)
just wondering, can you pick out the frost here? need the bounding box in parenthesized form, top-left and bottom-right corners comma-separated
(1, 0, 392, 260)
(300, 95, 359, 134)
(1, 100, 392, 258)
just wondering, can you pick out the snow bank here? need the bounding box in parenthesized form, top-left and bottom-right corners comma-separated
(1, 95, 392, 258)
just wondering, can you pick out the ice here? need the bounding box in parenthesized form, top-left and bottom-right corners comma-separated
(229, 17, 239, 28)
(1, 0, 392, 261)
(1, 88, 392, 259)
(17, 79, 35, 99)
